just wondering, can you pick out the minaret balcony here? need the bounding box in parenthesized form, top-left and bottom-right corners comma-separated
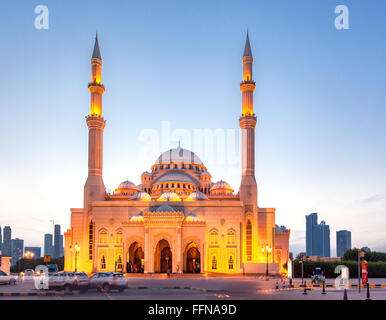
(240, 80, 256, 86)
(88, 82, 105, 90)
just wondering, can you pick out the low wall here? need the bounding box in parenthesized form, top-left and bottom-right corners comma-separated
(243, 263, 280, 275)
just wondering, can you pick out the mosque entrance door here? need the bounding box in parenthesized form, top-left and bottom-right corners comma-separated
(155, 239, 172, 273)
(184, 243, 201, 273)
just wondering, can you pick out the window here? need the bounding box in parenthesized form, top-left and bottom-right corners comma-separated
(228, 256, 234, 270)
(101, 255, 106, 269)
(116, 230, 123, 244)
(117, 256, 122, 271)
(210, 230, 219, 244)
(89, 221, 94, 260)
(211, 256, 217, 270)
(227, 230, 236, 244)
(246, 221, 252, 261)
(99, 230, 107, 244)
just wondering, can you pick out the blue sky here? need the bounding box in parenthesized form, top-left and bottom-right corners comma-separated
(0, 0, 385, 255)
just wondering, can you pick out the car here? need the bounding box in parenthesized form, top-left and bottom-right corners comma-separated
(46, 264, 58, 275)
(47, 272, 90, 293)
(89, 272, 127, 293)
(23, 269, 35, 281)
(72, 272, 90, 292)
(0, 270, 17, 285)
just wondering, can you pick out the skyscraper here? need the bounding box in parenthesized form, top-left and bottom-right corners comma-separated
(3, 226, 12, 257)
(44, 234, 53, 256)
(54, 225, 61, 258)
(306, 213, 330, 257)
(337, 230, 351, 257)
(11, 238, 24, 266)
(60, 235, 64, 257)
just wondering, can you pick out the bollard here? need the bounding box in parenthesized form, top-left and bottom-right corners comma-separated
(303, 281, 307, 295)
(322, 281, 326, 295)
(343, 288, 348, 300)
(366, 283, 371, 301)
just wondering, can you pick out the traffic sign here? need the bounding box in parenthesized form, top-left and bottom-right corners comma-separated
(44, 255, 51, 263)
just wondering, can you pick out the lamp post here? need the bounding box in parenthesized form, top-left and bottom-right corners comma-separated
(74, 243, 80, 272)
(262, 245, 272, 279)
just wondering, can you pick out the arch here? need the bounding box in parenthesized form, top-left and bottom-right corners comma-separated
(227, 228, 236, 244)
(154, 239, 172, 273)
(183, 242, 201, 273)
(99, 229, 108, 244)
(127, 241, 144, 273)
(209, 228, 219, 245)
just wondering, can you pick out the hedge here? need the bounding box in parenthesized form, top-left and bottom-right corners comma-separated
(293, 261, 386, 278)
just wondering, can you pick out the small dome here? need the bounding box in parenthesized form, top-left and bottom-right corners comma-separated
(185, 191, 209, 201)
(156, 205, 175, 213)
(157, 191, 182, 202)
(115, 180, 139, 194)
(185, 213, 201, 222)
(141, 171, 151, 176)
(211, 180, 233, 191)
(130, 212, 143, 222)
(131, 191, 151, 201)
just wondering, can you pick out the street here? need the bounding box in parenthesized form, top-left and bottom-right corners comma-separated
(0, 276, 385, 300)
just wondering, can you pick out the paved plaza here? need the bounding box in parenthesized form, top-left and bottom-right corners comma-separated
(0, 276, 385, 300)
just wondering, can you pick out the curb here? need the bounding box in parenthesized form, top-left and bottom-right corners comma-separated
(0, 291, 80, 297)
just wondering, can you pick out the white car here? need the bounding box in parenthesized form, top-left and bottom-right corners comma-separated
(0, 270, 17, 285)
(89, 272, 127, 293)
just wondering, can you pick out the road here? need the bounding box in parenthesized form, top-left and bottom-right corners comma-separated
(0, 277, 385, 300)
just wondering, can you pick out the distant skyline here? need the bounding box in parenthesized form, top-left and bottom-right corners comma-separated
(0, 1, 385, 255)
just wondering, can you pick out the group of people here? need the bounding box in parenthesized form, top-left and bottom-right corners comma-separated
(127, 261, 144, 273)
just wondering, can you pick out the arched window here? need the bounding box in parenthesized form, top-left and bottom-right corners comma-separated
(228, 255, 234, 270)
(211, 256, 217, 270)
(210, 230, 219, 244)
(116, 230, 123, 244)
(227, 229, 236, 244)
(117, 255, 123, 271)
(246, 220, 252, 261)
(101, 255, 106, 269)
(99, 230, 108, 244)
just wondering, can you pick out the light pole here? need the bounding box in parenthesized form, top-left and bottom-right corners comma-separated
(261, 245, 272, 279)
(74, 243, 80, 272)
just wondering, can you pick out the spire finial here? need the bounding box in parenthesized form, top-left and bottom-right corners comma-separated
(92, 32, 102, 60)
(178, 140, 181, 148)
(243, 30, 252, 57)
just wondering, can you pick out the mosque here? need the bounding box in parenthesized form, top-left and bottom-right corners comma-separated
(64, 33, 290, 275)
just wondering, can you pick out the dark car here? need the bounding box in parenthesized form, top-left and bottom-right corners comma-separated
(89, 272, 127, 293)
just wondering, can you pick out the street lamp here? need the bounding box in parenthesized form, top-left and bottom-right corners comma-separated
(261, 245, 272, 279)
(25, 251, 35, 259)
(74, 243, 80, 272)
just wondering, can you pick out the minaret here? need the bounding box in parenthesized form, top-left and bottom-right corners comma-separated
(239, 31, 258, 207)
(84, 33, 106, 210)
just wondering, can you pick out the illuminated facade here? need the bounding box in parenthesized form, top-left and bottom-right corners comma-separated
(64, 33, 290, 275)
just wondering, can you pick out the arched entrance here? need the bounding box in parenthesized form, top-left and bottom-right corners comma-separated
(154, 239, 172, 273)
(184, 242, 201, 273)
(127, 241, 144, 273)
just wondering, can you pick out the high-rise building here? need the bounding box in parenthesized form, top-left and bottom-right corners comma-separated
(54, 225, 61, 258)
(24, 247, 41, 259)
(336, 230, 351, 257)
(60, 235, 64, 257)
(44, 234, 53, 256)
(11, 238, 24, 266)
(306, 213, 330, 257)
(3, 226, 12, 257)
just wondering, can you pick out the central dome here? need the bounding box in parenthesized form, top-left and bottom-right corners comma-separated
(154, 145, 203, 166)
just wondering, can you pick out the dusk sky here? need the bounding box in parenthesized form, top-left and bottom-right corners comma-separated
(0, 0, 385, 255)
